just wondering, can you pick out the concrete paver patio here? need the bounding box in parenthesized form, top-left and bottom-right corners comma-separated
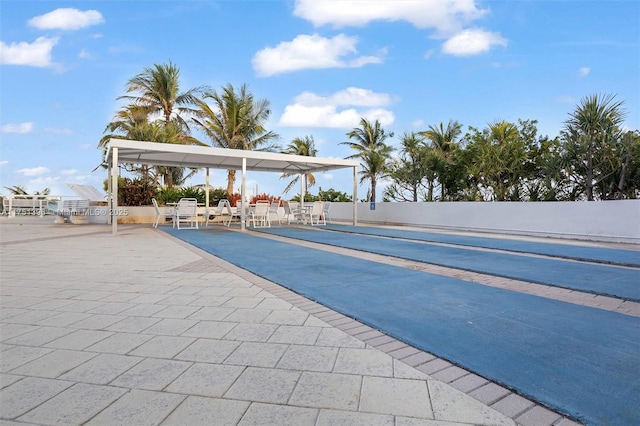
(0, 219, 581, 425)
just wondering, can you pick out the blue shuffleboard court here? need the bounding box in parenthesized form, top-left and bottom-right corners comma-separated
(255, 227, 640, 302)
(324, 224, 640, 267)
(162, 227, 640, 426)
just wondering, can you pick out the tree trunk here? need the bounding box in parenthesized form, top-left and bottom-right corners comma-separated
(586, 136, 594, 201)
(370, 179, 376, 203)
(226, 169, 236, 197)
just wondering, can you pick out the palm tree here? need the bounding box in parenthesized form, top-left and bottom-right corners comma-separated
(192, 83, 280, 196)
(119, 61, 205, 128)
(101, 62, 206, 186)
(562, 93, 626, 200)
(420, 120, 462, 200)
(341, 118, 394, 202)
(280, 136, 318, 195)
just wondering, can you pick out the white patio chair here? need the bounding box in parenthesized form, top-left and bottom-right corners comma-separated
(268, 200, 281, 224)
(282, 201, 298, 224)
(205, 199, 227, 226)
(152, 198, 173, 228)
(249, 200, 271, 228)
(174, 198, 199, 229)
(223, 200, 242, 227)
(322, 201, 332, 224)
(309, 201, 325, 226)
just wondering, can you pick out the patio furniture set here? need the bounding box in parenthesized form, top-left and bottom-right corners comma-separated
(152, 198, 331, 230)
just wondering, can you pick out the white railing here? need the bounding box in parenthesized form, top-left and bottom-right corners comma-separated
(1, 195, 62, 218)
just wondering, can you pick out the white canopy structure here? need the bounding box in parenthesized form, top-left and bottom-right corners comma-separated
(104, 138, 359, 234)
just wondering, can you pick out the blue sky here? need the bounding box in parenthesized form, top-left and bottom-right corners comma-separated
(1, 0, 638, 199)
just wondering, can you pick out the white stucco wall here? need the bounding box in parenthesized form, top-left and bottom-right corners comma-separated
(330, 200, 640, 243)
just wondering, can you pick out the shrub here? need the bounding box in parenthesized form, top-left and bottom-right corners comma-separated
(118, 177, 158, 206)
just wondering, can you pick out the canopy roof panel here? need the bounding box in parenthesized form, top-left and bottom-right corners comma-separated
(105, 139, 358, 173)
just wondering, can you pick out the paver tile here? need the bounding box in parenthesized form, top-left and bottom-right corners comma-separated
(140, 318, 198, 336)
(128, 335, 196, 358)
(224, 342, 288, 368)
(255, 298, 296, 311)
(393, 359, 430, 380)
(428, 379, 515, 425)
(59, 354, 143, 384)
(277, 345, 339, 372)
(174, 338, 240, 363)
(9, 349, 96, 378)
(316, 409, 394, 425)
(221, 297, 263, 309)
(165, 363, 244, 397)
(469, 382, 511, 405)
(43, 329, 114, 350)
(262, 310, 309, 325)
(0, 377, 74, 419)
(3, 327, 74, 347)
(315, 328, 366, 348)
(17, 383, 126, 425)
(180, 320, 237, 339)
(515, 405, 562, 426)
(109, 358, 191, 391)
(223, 323, 278, 342)
(0, 374, 23, 389)
(151, 305, 201, 319)
(224, 308, 272, 323)
(333, 348, 393, 377)
(84, 332, 154, 354)
(186, 306, 235, 320)
(0, 325, 43, 343)
(106, 316, 162, 333)
(289, 371, 361, 411)
(162, 396, 249, 425)
(66, 314, 126, 330)
(85, 389, 186, 426)
(238, 402, 318, 426)
(224, 367, 300, 404)
(360, 376, 433, 418)
(268, 325, 321, 345)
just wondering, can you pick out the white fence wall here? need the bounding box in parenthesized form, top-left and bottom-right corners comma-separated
(330, 200, 640, 243)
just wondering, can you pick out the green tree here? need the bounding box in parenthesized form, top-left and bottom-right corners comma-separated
(420, 120, 462, 200)
(280, 136, 318, 195)
(119, 61, 204, 128)
(342, 118, 394, 202)
(384, 132, 432, 201)
(561, 93, 627, 200)
(192, 83, 280, 196)
(464, 120, 532, 201)
(100, 62, 205, 187)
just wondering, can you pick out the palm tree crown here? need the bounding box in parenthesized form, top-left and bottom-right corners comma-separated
(280, 136, 318, 194)
(192, 83, 280, 195)
(342, 118, 394, 202)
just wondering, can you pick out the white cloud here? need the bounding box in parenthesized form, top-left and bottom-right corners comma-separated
(279, 87, 395, 128)
(44, 127, 74, 135)
(442, 28, 507, 56)
(411, 119, 425, 128)
(253, 34, 384, 77)
(16, 167, 49, 177)
(60, 169, 78, 176)
(556, 95, 576, 104)
(78, 49, 90, 59)
(0, 161, 9, 166)
(0, 37, 58, 67)
(1, 122, 34, 134)
(294, 0, 487, 35)
(295, 87, 391, 107)
(293, 1, 506, 58)
(28, 8, 104, 30)
(579, 67, 590, 77)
